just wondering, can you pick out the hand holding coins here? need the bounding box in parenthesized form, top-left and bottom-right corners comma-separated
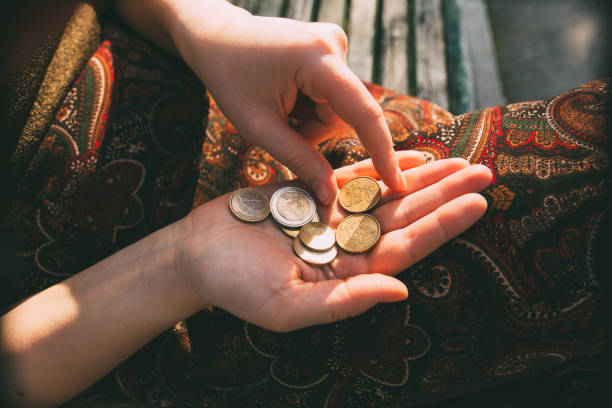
(185, 154, 492, 331)
(229, 177, 382, 267)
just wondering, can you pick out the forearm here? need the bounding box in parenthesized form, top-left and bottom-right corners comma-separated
(1, 219, 203, 407)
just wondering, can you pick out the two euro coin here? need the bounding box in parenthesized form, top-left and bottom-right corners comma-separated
(270, 187, 316, 228)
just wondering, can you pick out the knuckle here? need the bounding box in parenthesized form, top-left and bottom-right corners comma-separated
(399, 199, 412, 223)
(307, 31, 335, 55)
(318, 23, 348, 53)
(306, 23, 347, 56)
(330, 24, 348, 53)
(400, 232, 418, 263)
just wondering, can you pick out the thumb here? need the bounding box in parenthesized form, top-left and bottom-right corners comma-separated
(285, 274, 408, 330)
(246, 113, 338, 205)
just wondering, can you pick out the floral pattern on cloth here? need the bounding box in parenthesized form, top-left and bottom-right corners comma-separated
(6, 26, 611, 407)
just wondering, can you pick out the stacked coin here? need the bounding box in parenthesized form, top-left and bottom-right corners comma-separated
(229, 177, 382, 264)
(269, 187, 338, 265)
(293, 222, 338, 265)
(336, 177, 382, 253)
(282, 212, 320, 238)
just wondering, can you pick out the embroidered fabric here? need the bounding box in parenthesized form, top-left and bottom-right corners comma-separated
(6, 27, 611, 407)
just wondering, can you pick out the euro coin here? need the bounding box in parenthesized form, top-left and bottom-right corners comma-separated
(229, 188, 270, 222)
(270, 186, 316, 228)
(282, 212, 319, 238)
(339, 176, 381, 213)
(294, 236, 337, 265)
(366, 189, 382, 211)
(299, 222, 336, 252)
(335, 213, 381, 253)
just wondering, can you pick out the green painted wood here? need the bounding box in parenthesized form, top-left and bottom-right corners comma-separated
(442, 0, 474, 114)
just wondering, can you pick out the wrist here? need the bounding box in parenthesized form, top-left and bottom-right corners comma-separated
(140, 218, 209, 320)
(167, 211, 217, 311)
(162, 0, 253, 69)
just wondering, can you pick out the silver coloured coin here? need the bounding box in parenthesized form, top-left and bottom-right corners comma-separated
(282, 212, 320, 238)
(229, 188, 270, 222)
(270, 186, 316, 228)
(293, 236, 338, 265)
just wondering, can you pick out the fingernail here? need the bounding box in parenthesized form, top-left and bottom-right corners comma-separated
(313, 180, 335, 206)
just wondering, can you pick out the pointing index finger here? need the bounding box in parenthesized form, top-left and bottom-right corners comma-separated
(303, 56, 407, 192)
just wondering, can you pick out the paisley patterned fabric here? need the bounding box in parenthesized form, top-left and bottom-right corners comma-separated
(5, 27, 611, 407)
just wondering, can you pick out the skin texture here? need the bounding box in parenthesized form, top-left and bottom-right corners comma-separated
(1, 1, 493, 406)
(178, 154, 492, 331)
(1, 152, 491, 406)
(118, 0, 407, 205)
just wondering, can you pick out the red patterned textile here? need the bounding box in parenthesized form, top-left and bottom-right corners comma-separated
(5, 27, 611, 407)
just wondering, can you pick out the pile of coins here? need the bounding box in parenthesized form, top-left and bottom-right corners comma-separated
(229, 177, 382, 266)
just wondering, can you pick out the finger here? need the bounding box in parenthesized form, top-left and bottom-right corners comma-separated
(246, 112, 338, 205)
(378, 158, 471, 204)
(334, 151, 426, 186)
(296, 102, 351, 145)
(311, 22, 349, 63)
(280, 274, 408, 330)
(374, 164, 492, 232)
(367, 193, 488, 276)
(300, 57, 406, 192)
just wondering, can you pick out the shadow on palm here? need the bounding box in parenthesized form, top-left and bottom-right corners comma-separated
(183, 151, 492, 331)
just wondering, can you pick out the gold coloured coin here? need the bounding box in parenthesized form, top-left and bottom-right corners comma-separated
(229, 188, 270, 222)
(339, 176, 381, 213)
(299, 222, 336, 252)
(335, 213, 381, 253)
(366, 190, 382, 211)
(293, 236, 337, 265)
(282, 212, 319, 238)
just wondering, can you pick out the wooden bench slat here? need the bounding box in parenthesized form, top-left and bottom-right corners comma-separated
(414, 0, 449, 109)
(441, 0, 474, 114)
(231, 0, 283, 16)
(381, 0, 410, 94)
(232, 0, 505, 113)
(286, 0, 315, 21)
(457, 0, 505, 109)
(230, 0, 259, 13)
(347, 0, 378, 82)
(257, 0, 284, 16)
(316, 0, 346, 28)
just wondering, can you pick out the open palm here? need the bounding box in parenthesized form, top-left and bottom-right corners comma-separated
(177, 152, 492, 331)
